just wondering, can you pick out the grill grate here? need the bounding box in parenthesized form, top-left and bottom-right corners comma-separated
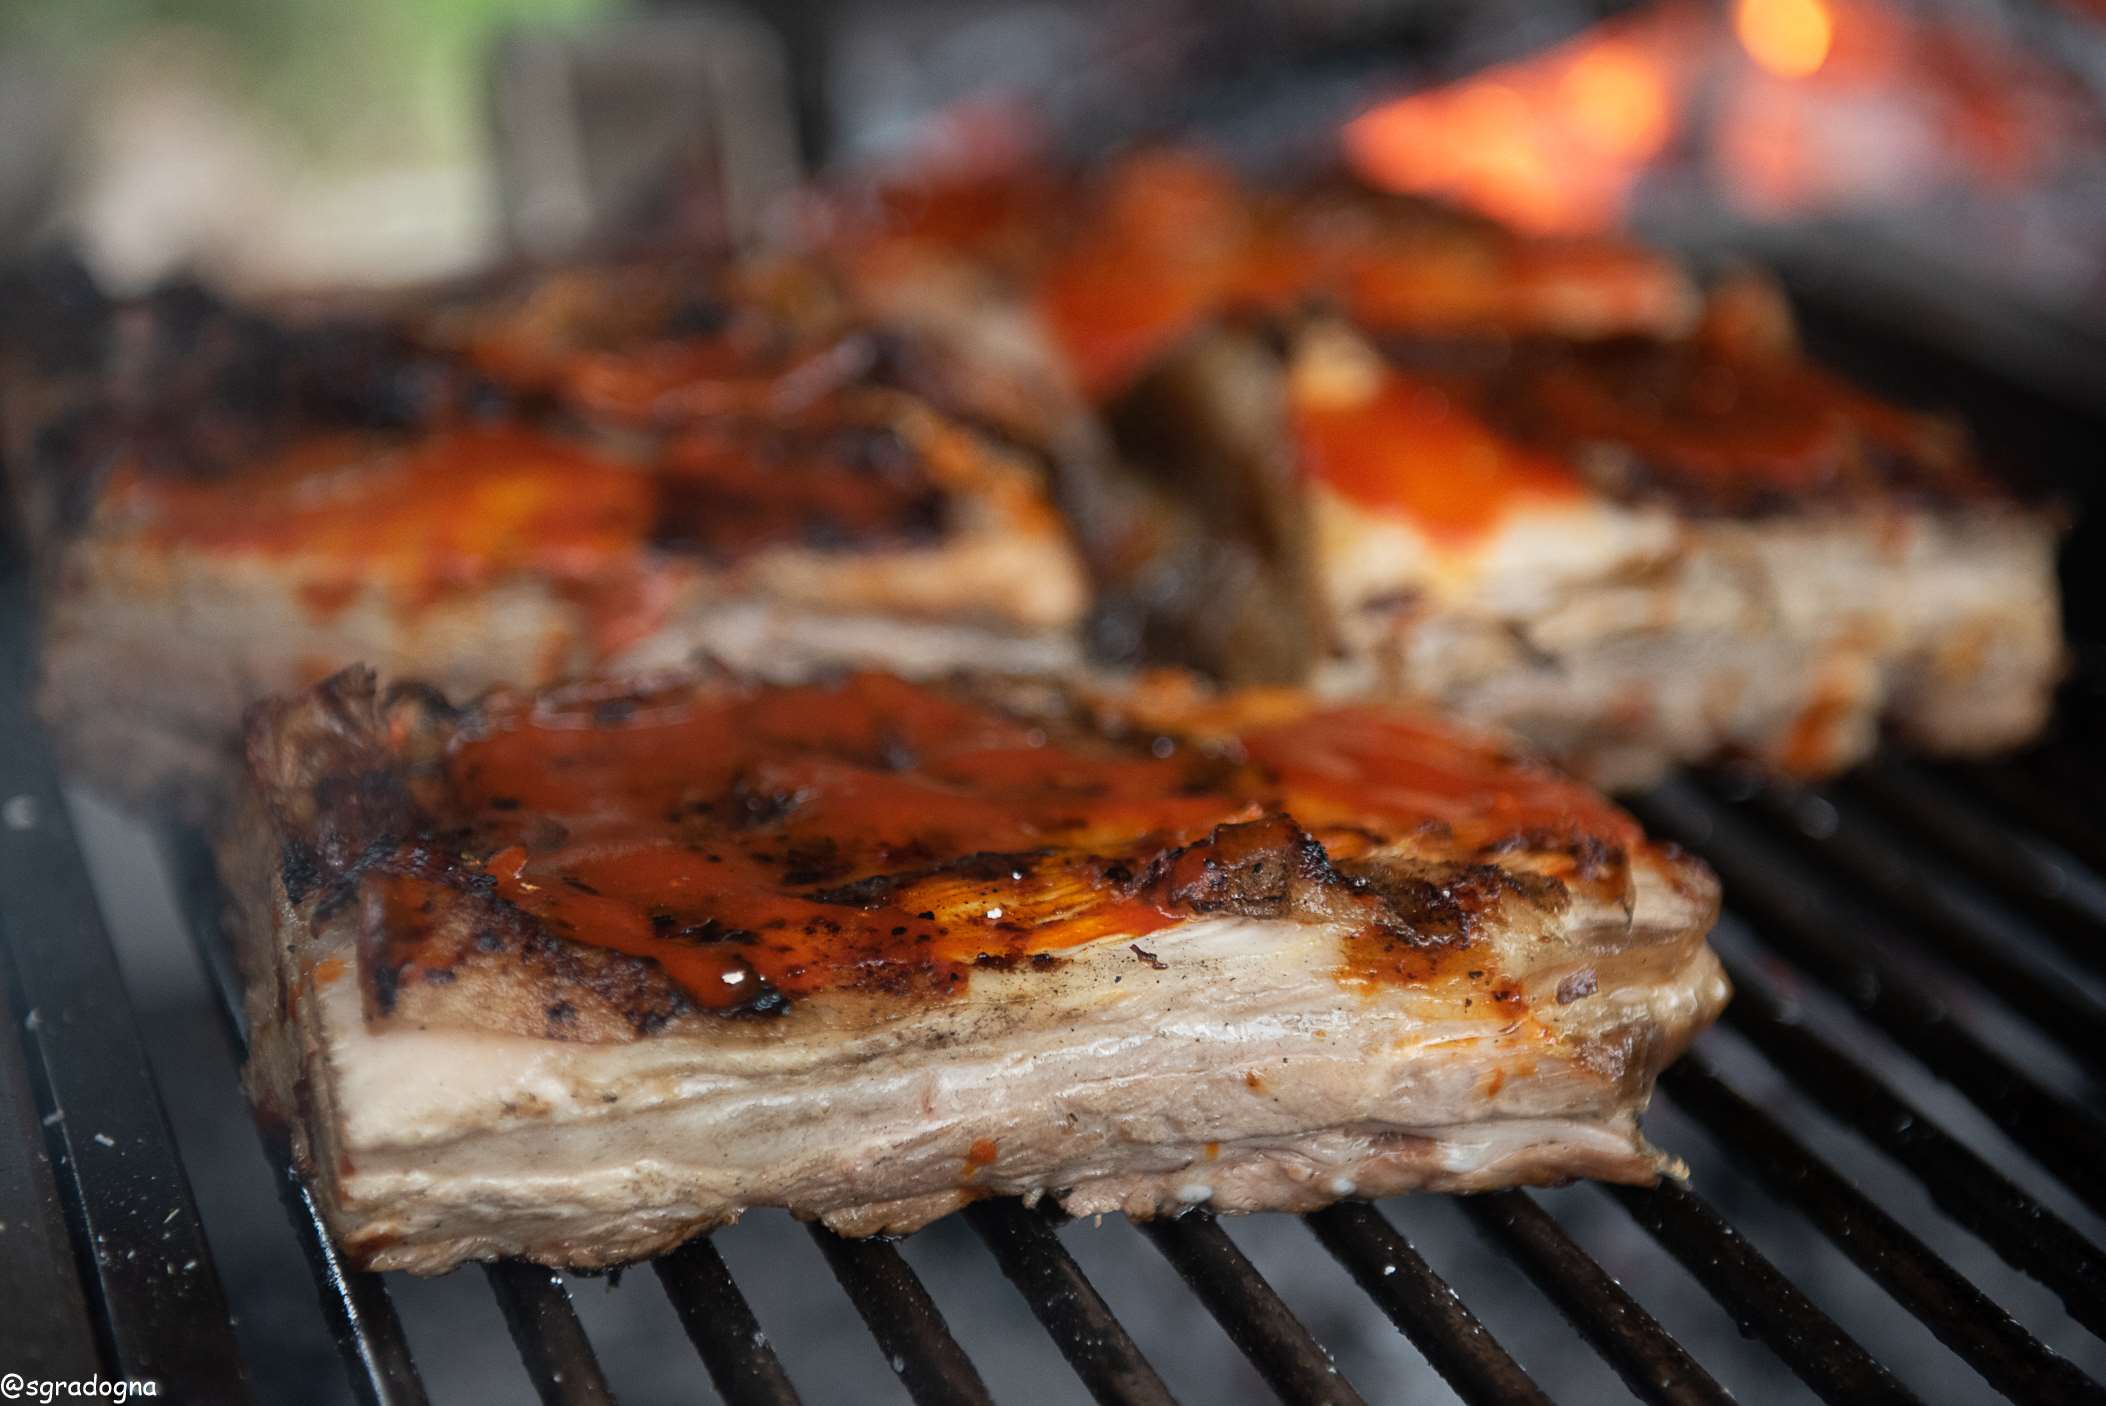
(5, 368, 2106, 1406)
(6, 627, 2105, 1406)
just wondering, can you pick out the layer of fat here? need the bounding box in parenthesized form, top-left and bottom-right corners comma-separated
(1311, 483, 1679, 621)
(1312, 486, 2063, 780)
(614, 598, 1083, 679)
(297, 900, 1726, 1268)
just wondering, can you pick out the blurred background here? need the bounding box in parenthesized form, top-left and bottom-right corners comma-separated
(6, 2, 2105, 1402)
(5, 0, 2106, 408)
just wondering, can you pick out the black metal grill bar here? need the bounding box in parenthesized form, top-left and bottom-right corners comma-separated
(1606, 1181, 1922, 1406)
(1728, 783, 2106, 1075)
(162, 828, 432, 1406)
(1140, 1212, 1369, 1406)
(654, 1238, 803, 1406)
(1718, 957, 2106, 1341)
(0, 538, 248, 1399)
(0, 960, 99, 1381)
(484, 1261, 617, 1406)
(1846, 763, 2106, 981)
(963, 1200, 1178, 1406)
(1960, 750, 2106, 880)
(277, 1159, 431, 1406)
(1631, 786, 2106, 1217)
(1660, 1057, 2106, 1404)
(807, 1224, 995, 1406)
(1458, 1191, 1734, 1406)
(1303, 1200, 1549, 1406)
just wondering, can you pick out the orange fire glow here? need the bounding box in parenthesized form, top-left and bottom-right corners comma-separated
(1342, 16, 1683, 235)
(1735, 0, 1835, 78)
(1343, 0, 2068, 235)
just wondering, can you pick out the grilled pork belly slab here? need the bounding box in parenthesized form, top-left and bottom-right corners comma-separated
(230, 666, 1725, 1273)
(28, 272, 1087, 812)
(828, 149, 1699, 402)
(1104, 312, 2064, 786)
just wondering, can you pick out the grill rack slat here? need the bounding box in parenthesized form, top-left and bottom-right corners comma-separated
(0, 554, 249, 1400)
(1632, 785, 2106, 1218)
(1605, 1181, 1923, 1406)
(1457, 1190, 1735, 1406)
(1140, 1212, 1368, 1406)
(808, 1223, 995, 1405)
(1304, 1200, 1550, 1406)
(484, 1260, 617, 1406)
(10, 548, 2106, 1404)
(21, 731, 2098, 1406)
(1732, 781, 2106, 1064)
(963, 1199, 1179, 1406)
(1717, 956, 2106, 1342)
(654, 1238, 803, 1405)
(278, 1167, 431, 1406)
(0, 960, 100, 1381)
(160, 825, 435, 1406)
(1847, 763, 2106, 981)
(1660, 1057, 2106, 1405)
(1963, 750, 2106, 879)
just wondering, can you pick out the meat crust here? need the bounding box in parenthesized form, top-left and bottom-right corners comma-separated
(26, 270, 1089, 814)
(231, 665, 1726, 1272)
(1103, 317, 2063, 785)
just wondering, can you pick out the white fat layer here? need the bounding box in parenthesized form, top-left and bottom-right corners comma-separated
(302, 904, 1728, 1268)
(1313, 496, 2062, 782)
(613, 600, 1082, 678)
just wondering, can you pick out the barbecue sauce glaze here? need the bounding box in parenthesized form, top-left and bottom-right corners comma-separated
(358, 672, 1640, 1021)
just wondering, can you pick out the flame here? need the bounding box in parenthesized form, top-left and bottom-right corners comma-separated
(1343, 0, 2068, 235)
(1735, 0, 1834, 78)
(1343, 18, 1680, 235)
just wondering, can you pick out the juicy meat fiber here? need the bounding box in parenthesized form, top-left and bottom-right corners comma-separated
(231, 666, 1727, 1273)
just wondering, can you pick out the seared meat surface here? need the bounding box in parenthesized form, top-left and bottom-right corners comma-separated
(28, 268, 1088, 812)
(1097, 307, 2063, 785)
(231, 666, 1725, 1273)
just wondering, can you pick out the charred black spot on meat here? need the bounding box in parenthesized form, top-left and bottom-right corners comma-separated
(660, 295, 735, 338)
(721, 775, 809, 830)
(369, 960, 401, 1018)
(809, 851, 1051, 907)
(89, 281, 485, 483)
(1141, 813, 1335, 918)
(1338, 859, 1566, 947)
(592, 698, 636, 727)
(1477, 829, 1627, 885)
(647, 415, 952, 562)
(281, 840, 323, 906)
(778, 839, 852, 886)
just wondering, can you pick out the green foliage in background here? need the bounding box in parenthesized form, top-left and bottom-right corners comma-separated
(0, 0, 613, 167)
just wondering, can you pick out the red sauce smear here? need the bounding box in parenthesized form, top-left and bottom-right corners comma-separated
(1513, 348, 1959, 496)
(115, 425, 662, 653)
(406, 673, 1635, 1011)
(1010, 152, 1687, 397)
(1031, 152, 1252, 399)
(113, 406, 957, 654)
(1293, 370, 1583, 543)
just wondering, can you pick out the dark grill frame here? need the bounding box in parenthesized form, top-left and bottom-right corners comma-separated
(3, 334, 2104, 1406)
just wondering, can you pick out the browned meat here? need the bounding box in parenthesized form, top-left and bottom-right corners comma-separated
(229, 665, 1726, 1273)
(26, 270, 1088, 813)
(1100, 312, 2064, 787)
